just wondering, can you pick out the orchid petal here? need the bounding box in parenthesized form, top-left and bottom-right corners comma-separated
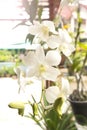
(46, 50, 61, 66)
(47, 35, 60, 49)
(35, 45, 45, 62)
(62, 43, 75, 56)
(61, 101, 70, 113)
(29, 23, 41, 35)
(58, 29, 72, 43)
(22, 51, 35, 66)
(61, 77, 70, 96)
(45, 86, 60, 103)
(42, 66, 60, 81)
(42, 20, 58, 34)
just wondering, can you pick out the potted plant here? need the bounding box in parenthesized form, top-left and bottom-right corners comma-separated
(67, 7, 87, 125)
(12, 0, 87, 129)
(13, 12, 77, 130)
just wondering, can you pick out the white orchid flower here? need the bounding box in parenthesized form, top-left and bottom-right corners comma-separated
(14, 66, 29, 93)
(29, 20, 58, 42)
(45, 77, 70, 104)
(58, 29, 75, 56)
(22, 45, 60, 81)
(45, 77, 70, 113)
(21, 51, 36, 66)
(47, 29, 75, 57)
(47, 35, 60, 49)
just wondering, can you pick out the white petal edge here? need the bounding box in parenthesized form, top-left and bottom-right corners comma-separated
(45, 86, 60, 103)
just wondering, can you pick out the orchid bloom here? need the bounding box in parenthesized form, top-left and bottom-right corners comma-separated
(47, 28, 75, 58)
(14, 65, 33, 93)
(29, 20, 58, 42)
(45, 77, 70, 103)
(21, 45, 60, 82)
(45, 77, 70, 113)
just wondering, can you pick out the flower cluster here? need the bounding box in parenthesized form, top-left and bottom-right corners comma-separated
(14, 0, 79, 129)
(16, 19, 75, 110)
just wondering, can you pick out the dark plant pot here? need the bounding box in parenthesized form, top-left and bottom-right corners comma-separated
(68, 98, 87, 125)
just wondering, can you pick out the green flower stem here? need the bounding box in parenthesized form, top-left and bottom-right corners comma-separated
(73, 6, 87, 93)
(40, 79, 44, 99)
(74, 6, 81, 48)
(76, 53, 87, 91)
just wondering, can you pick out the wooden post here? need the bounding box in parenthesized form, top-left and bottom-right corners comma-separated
(48, 0, 61, 20)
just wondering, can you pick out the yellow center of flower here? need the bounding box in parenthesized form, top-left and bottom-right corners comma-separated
(39, 64, 46, 73)
(59, 44, 66, 52)
(42, 26, 49, 35)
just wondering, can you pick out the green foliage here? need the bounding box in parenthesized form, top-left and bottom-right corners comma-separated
(0, 50, 21, 62)
(26, 99, 77, 130)
(0, 49, 23, 77)
(45, 109, 77, 130)
(25, 34, 34, 43)
(79, 41, 87, 50)
(37, 6, 43, 22)
(45, 109, 60, 130)
(67, 51, 86, 75)
(53, 97, 64, 117)
(0, 50, 13, 61)
(66, 15, 87, 76)
(0, 66, 15, 77)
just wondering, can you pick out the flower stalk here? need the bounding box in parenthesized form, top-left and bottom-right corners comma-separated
(76, 53, 87, 91)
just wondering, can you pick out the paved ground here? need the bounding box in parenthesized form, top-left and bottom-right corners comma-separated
(0, 77, 87, 130)
(0, 77, 42, 130)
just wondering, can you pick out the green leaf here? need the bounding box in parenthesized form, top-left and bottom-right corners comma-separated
(53, 97, 64, 117)
(79, 42, 87, 50)
(57, 113, 77, 130)
(25, 33, 34, 43)
(45, 109, 60, 130)
(38, 7, 43, 22)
